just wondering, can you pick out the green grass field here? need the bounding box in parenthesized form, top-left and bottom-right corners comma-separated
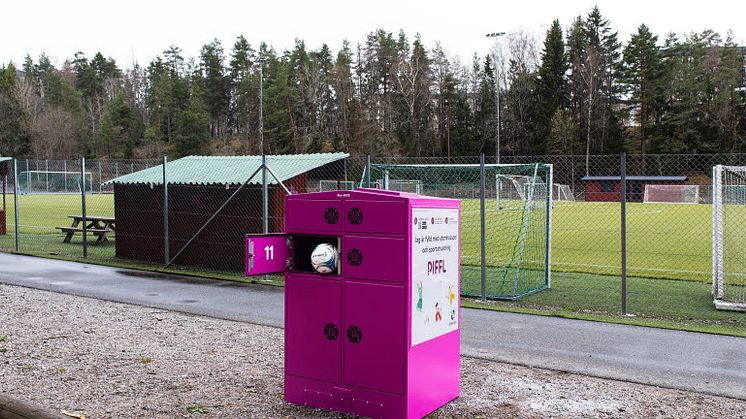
(0, 193, 744, 335)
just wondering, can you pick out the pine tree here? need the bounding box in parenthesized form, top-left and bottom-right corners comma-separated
(199, 39, 230, 139)
(174, 87, 210, 157)
(621, 24, 663, 155)
(584, 6, 624, 152)
(0, 63, 31, 156)
(475, 55, 496, 156)
(331, 40, 357, 152)
(535, 20, 567, 147)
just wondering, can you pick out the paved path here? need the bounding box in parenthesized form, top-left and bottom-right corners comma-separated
(0, 253, 744, 400)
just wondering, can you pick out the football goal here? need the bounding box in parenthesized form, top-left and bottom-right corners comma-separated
(553, 184, 574, 201)
(318, 180, 355, 191)
(17, 171, 94, 194)
(644, 184, 700, 204)
(712, 165, 746, 312)
(378, 172, 423, 194)
(369, 162, 552, 300)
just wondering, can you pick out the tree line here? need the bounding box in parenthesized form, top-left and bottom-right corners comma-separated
(0, 6, 744, 160)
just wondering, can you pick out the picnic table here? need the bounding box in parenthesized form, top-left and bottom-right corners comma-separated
(56, 215, 116, 245)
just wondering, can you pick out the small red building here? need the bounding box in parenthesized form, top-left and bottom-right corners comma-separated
(582, 175, 687, 202)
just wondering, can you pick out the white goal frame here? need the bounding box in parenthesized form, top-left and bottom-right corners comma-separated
(496, 174, 530, 210)
(712, 165, 746, 312)
(18, 170, 94, 194)
(643, 184, 700, 204)
(553, 184, 575, 201)
(379, 171, 422, 194)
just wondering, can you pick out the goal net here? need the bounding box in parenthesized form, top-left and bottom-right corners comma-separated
(369, 162, 552, 300)
(553, 184, 574, 201)
(496, 174, 531, 210)
(318, 180, 355, 191)
(18, 171, 94, 194)
(712, 165, 746, 311)
(644, 184, 700, 204)
(378, 174, 422, 194)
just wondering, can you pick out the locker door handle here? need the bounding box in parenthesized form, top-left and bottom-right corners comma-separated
(323, 323, 339, 340)
(346, 326, 362, 343)
(347, 249, 363, 266)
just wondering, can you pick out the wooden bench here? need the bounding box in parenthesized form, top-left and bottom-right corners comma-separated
(56, 215, 116, 246)
(56, 226, 112, 245)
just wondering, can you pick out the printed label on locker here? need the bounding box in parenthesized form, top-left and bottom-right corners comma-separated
(411, 208, 459, 346)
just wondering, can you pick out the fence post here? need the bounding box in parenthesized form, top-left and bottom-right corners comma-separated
(98, 161, 102, 193)
(13, 159, 19, 252)
(365, 155, 371, 187)
(262, 154, 269, 235)
(81, 157, 87, 258)
(45, 160, 49, 193)
(620, 152, 627, 314)
(479, 153, 487, 302)
(163, 156, 169, 266)
(545, 164, 553, 289)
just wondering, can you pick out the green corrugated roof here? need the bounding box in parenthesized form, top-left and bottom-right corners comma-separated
(107, 153, 349, 185)
(0, 157, 11, 163)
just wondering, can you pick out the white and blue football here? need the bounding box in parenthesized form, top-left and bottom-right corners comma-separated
(311, 243, 339, 274)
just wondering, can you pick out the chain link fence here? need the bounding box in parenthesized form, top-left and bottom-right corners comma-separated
(0, 153, 744, 329)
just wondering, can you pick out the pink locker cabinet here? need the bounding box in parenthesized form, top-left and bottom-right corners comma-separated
(246, 188, 461, 419)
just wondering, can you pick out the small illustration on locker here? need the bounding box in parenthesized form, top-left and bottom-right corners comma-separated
(434, 303, 443, 322)
(447, 285, 456, 305)
(416, 281, 423, 312)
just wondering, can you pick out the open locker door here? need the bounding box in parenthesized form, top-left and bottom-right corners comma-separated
(245, 234, 290, 276)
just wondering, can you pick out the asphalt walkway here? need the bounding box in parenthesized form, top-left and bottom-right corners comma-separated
(0, 253, 744, 400)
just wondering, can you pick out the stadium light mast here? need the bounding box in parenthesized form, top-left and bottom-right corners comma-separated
(486, 32, 505, 164)
(258, 58, 264, 155)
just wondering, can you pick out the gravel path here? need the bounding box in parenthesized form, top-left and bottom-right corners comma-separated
(0, 284, 743, 419)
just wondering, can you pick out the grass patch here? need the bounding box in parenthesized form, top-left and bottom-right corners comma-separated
(1, 193, 744, 336)
(186, 406, 207, 414)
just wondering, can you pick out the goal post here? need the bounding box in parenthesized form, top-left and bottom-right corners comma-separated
(368, 161, 552, 300)
(644, 184, 700, 204)
(18, 170, 94, 194)
(712, 165, 746, 312)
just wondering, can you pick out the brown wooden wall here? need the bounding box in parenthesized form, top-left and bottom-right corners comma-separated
(114, 174, 307, 271)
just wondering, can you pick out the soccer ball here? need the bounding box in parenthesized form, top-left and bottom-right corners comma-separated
(311, 243, 339, 274)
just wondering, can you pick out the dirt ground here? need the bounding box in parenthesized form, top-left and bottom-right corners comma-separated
(0, 284, 743, 419)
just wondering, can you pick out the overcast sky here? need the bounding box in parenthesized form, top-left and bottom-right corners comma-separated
(2, 0, 744, 69)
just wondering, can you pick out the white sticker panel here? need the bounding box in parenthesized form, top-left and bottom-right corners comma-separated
(411, 207, 459, 346)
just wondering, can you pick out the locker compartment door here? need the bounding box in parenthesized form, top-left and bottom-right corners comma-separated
(286, 199, 342, 233)
(286, 275, 342, 383)
(343, 200, 406, 235)
(343, 235, 406, 283)
(343, 281, 406, 395)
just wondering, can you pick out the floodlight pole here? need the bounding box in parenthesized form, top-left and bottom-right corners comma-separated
(486, 32, 505, 164)
(259, 59, 264, 156)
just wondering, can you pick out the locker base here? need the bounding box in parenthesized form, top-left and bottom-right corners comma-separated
(285, 374, 407, 419)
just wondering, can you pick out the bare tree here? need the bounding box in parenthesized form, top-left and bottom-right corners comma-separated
(30, 108, 80, 159)
(578, 46, 601, 176)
